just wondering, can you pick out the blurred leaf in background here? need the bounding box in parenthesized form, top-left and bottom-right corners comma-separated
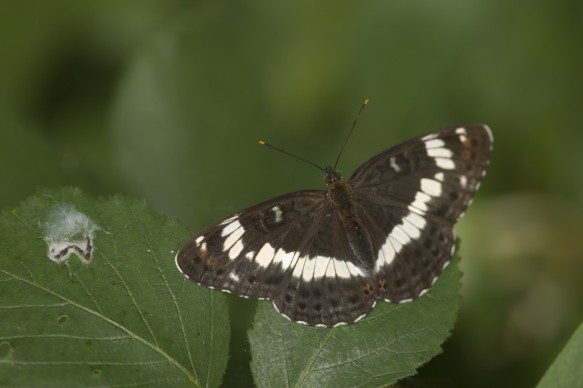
(1, 0, 582, 386)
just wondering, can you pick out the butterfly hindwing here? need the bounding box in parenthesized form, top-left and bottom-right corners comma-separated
(271, 206, 377, 326)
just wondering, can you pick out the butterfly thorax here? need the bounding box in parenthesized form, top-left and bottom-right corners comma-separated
(325, 167, 376, 270)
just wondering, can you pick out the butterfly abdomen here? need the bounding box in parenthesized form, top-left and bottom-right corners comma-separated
(327, 174, 376, 270)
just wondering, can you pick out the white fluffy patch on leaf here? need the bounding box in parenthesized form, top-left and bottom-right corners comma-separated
(40, 204, 100, 264)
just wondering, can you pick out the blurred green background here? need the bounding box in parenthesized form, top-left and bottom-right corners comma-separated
(1, 0, 582, 386)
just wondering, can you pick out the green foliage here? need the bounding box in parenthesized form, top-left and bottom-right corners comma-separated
(0, 188, 462, 386)
(3, 3, 582, 385)
(537, 322, 583, 388)
(0, 188, 229, 387)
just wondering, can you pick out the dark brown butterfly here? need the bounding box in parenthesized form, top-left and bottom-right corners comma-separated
(176, 121, 492, 327)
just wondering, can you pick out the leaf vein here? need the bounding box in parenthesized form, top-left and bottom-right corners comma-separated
(0, 268, 197, 383)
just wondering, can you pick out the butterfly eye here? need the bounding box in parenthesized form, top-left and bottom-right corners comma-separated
(324, 169, 342, 185)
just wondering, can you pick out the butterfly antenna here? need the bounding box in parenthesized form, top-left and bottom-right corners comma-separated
(333, 98, 369, 171)
(259, 140, 327, 174)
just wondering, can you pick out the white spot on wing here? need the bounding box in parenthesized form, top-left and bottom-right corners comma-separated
(346, 261, 365, 277)
(219, 215, 238, 226)
(301, 257, 316, 281)
(229, 273, 240, 282)
(421, 178, 442, 196)
(289, 252, 300, 268)
(255, 243, 276, 268)
(292, 256, 306, 278)
(221, 219, 242, 237)
(422, 133, 439, 141)
(389, 157, 401, 172)
(246, 249, 363, 281)
(403, 212, 426, 230)
(400, 219, 421, 239)
(228, 240, 244, 259)
(455, 127, 467, 135)
(410, 191, 432, 213)
(223, 224, 244, 251)
(459, 175, 468, 188)
(292, 257, 365, 280)
(389, 237, 403, 258)
(391, 224, 411, 246)
(272, 206, 283, 223)
(333, 260, 351, 279)
(325, 260, 337, 278)
(375, 210, 430, 272)
(313, 256, 330, 279)
(279, 249, 295, 268)
(435, 158, 455, 170)
(427, 148, 453, 159)
(424, 139, 445, 148)
(375, 239, 396, 271)
(271, 248, 285, 265)
(195, 236, 204, 245)
(434, 172, 444, 181)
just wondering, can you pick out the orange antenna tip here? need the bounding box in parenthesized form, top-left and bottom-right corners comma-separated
(258, 140, 266, 145)
(364, 98, 369, 105)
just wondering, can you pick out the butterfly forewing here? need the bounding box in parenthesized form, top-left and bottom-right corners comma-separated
(350, 124, 492, 221)
(176, 191, 325, 299)
(348, 124, 492, 302)
(176, 190, 378, 326)
(176, 123, 492, 327)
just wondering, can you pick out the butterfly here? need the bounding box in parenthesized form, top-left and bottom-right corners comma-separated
(175, 115, 492, 327)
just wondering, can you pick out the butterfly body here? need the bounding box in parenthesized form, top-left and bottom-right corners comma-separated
(176, 124, 493, 327)
(325, 170, 376, 272)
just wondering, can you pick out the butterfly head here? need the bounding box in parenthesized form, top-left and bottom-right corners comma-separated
(324, 166, 343, 185)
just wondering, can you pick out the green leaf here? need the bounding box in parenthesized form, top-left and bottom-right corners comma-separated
(0, 188, 229, 387)
(537, 321, 583, 388)
(249, 254, 461, 387)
